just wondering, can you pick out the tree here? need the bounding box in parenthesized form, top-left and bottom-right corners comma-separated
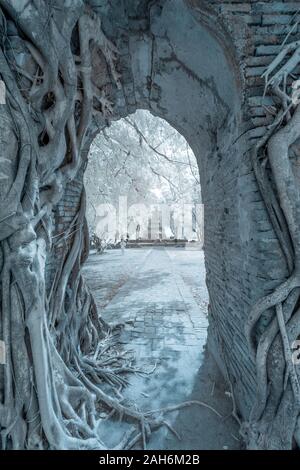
(0, 1, 203, 450)
(0, 1, 160, 450)
(84, 110, 202, 241)
(241, 41, 300, 449)
(0, 0, 300, 451)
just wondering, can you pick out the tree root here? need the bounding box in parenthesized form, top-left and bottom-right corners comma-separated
(244, 34, 300, 449)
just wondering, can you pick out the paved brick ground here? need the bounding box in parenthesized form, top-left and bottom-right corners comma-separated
(99, 247, 208, 362)
(84, 247, 241, 449)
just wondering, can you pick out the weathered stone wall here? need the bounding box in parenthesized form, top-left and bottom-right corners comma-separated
(45, 171, 84, 291)
(49, 0, 299, 420)
(206, 1, 299, 416)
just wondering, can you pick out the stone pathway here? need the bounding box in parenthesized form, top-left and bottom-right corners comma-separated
(84, 247, 241, 449)
(100, 247, 208, 363)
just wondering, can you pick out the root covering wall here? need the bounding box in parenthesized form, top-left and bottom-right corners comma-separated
(1, 0, 298, 449)
(73, 0, 298, 420)
(52, 0, 298, 419)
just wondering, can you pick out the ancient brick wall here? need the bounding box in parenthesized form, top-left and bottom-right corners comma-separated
(48, 0, 299, 420)
(205, 1, 299, 416)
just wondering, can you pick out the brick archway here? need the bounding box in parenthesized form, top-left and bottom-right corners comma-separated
(82, 0, 296, 425)
(72, 0, 291, 422)
(1, 0, 299, 450)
